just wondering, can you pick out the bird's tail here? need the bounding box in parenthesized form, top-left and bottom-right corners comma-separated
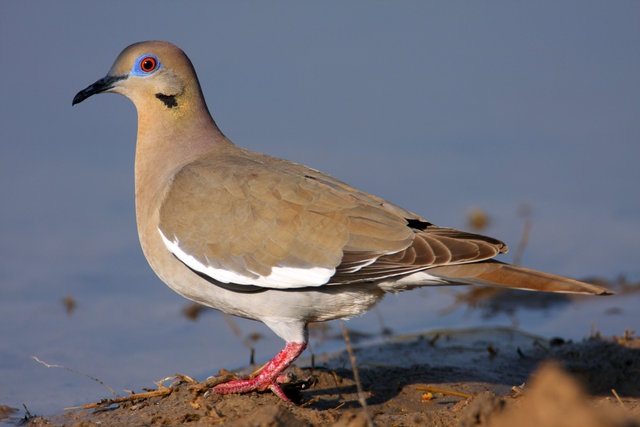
(427, 260, 613, 295)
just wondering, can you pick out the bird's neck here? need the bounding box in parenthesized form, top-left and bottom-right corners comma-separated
(133, 95, 232, 238)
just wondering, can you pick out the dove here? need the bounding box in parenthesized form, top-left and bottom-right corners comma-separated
(73, 41, 611, 402)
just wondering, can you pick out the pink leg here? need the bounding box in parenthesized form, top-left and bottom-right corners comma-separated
(211, 342, 306, 403)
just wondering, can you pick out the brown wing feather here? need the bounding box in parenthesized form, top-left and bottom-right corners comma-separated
(159, 150, 415, 284)
(426, 260, 612, 295)
(330, 227, 507, 284)
(160, 147, 512, 288)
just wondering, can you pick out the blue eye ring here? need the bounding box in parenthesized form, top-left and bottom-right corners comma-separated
(132, 54, 162, 76)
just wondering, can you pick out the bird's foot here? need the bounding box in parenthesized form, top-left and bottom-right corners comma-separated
(211, 342, 306, 403)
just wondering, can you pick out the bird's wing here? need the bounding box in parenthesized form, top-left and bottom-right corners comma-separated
(158, 150, 506, 289)
(329, 227, 506, 284)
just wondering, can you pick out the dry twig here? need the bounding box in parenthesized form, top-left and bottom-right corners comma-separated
(513, 218, 532, 266)
(65, 372, 235, 411)
(611, 389, 626, 408)
(65, 387, 172, 410)
(414, 386, 471, 399)
(340, 323, 373, 427)
(32, 356, 118, 398)
(299, 396, 320, 408)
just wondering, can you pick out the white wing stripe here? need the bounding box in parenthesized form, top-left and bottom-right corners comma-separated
(340, 256, 379, 273)
(159, 229, 335, 289)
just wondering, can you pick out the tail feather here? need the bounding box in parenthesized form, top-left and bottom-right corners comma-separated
(427, 260, 613, 295)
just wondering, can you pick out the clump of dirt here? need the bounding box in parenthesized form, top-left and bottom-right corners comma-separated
(468, 362, 638, 427)
(22, 330, 640, 426)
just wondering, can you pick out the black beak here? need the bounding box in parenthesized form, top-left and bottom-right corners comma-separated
(72, 74, 127, 105)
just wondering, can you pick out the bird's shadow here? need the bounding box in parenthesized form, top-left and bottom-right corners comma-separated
(286, 335, 640, 409)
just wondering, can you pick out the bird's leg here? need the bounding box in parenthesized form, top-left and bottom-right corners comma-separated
(211, 341, 306, 403)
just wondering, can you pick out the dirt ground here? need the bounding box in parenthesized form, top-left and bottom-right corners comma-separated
(13, 326, 639, 427)
(6, 281, 639, 426)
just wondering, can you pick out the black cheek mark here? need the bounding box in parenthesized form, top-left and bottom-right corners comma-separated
(155, 93, 178, 108)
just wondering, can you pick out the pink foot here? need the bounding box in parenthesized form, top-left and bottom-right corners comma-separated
(211, 342, 307, 403)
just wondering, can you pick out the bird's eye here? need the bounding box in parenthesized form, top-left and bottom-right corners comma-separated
(140, 57, 157, 72)
(131, 54, 161, 76)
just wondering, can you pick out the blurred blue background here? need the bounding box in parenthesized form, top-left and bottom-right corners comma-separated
(1, 1, 638, 417)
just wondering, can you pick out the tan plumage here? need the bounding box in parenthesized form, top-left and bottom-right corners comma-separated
(158, 147, 508, 286)
(73, 41, 612, 403)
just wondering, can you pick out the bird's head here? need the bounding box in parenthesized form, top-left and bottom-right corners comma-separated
(73, 41, 207, 117)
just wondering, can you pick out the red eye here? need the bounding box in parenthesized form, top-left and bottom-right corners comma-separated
(140, 57, 157, 72)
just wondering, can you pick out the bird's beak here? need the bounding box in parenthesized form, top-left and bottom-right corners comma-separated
(72, 74, 128, 105)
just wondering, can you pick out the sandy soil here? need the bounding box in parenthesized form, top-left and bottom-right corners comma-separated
(14, 327, 639, 427)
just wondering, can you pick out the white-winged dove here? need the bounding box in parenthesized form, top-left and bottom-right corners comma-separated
(73, 41, 611, 403)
